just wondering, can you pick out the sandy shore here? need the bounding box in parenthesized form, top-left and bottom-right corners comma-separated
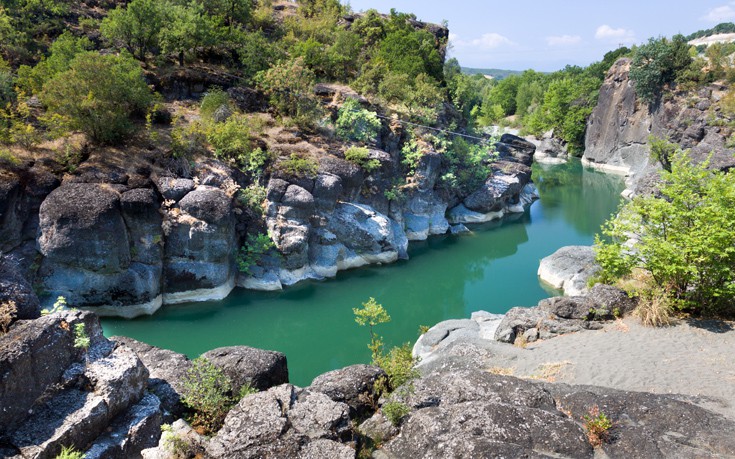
(505, 317, 735, 420)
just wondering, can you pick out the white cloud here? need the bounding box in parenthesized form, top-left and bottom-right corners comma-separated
(595, 25, 636, 44)
(701, 3, 735, 22)
(450, 32, 515, 50)
(546, 35, 582, 47)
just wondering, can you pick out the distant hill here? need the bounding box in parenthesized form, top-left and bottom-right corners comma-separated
(686, 22, 735, 41)
(461, 67, 524, 80)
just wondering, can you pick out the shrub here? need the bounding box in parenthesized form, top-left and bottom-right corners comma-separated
(236, 233, 275, 274)
(279, 153, 318, 178)
(181, 357, 235, 433)
(594, 147, 735, 317)
(345, 146, 380, 172)
(238, 184, 267, 214)
(200, 88, 232, 121)
(42, 296, 68, 315)
(630, 35, 692, 105)
(206, 116, 251, 161)
(55, 445, 85, 459)
(353, 297, 391, 361)
(582, 406, 613, 447)
(160, 424, 191, 457)
(73, 323, 90, 351)
(374, 342, 419, 392)
(336, 98, 381, 143)
(255, 58, 322, 128)
(0, 149, 19, 166)
(40, 52, 153, 144)
(382, 401, 410, 427)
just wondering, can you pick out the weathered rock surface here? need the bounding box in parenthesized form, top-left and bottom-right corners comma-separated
(201, 346, 289, 393)
(111, 336, 192, 421)
(537, 245, 599, 296)
(309, 364, 385, 418)
(0, 311, 161, 458)
(0, 255, 40, 323)
(206, 384, 352, 459)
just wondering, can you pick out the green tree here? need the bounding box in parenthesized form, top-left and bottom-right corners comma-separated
(594, 148, 735, 316)
(16, 32, 92, 95)
(160, 1, 218, 66)
(336, 98, 381, 143)
(353, 297, 391, 361)
(101, 0, 165, 62)
(201, 0, 251, 28)
(255, 57, 321, 128)
(630, 35, 692, 104)
(40, 52, 153, 144)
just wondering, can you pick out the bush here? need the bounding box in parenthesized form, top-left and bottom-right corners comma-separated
(181, 358, 235, 433)
(336, 98, 381, 143)
(236, 233, 275, 274)
(55, 445, 85, 459)
(382, 401, 410, 427)
(594, 147, 735, 317)
(582, 406, 613, 447)
(345, 146, 380, 172)
(238, 184, 267, 214)
(255, 58, 322, 129)
(630, 35, 692, 104)
(40, 52, 153, 144)
(279, 153, 318, 178)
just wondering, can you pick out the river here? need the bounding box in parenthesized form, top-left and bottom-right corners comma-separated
(102, 160, 624, 386)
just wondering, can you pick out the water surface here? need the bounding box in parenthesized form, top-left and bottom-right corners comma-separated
(102, 160, 624, 386)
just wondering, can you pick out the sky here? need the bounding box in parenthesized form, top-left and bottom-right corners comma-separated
(345, 0, 735, 71)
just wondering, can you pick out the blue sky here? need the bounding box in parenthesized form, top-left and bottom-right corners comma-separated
(346, 1, 735, 71)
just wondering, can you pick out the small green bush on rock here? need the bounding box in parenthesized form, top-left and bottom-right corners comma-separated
(345, 146, 380, 172)
(181, 358, 235, 433)
(336, 98, 381, 143)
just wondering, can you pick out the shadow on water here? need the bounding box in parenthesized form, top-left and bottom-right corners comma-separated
(102, 159, 624, 386)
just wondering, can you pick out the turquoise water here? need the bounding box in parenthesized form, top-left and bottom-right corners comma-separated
(102, 160, 624, 386)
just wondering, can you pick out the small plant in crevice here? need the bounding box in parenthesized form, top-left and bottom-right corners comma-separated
(345, 146, 381, 173)
(160, 424, 191, 458)
(73, 323, 90, 351)
(353, 298, 419, 396)
(236, 233, 276, 274)
(42, 296, 68, 315)
(582, 405, 613, 447)
(237, 184, 267, 215)
(279, 153, 319, 178)
(381, 400, 411, 427)
(54, 445, 85, 459)
(180, 357, 236, 434)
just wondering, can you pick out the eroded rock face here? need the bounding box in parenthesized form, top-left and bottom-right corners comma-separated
(37, 183, 163, 315)
(0, 255, 40, 322)
(584, 57, 735, 194)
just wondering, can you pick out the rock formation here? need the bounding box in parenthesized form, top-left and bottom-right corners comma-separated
(584, 57, 735, 195)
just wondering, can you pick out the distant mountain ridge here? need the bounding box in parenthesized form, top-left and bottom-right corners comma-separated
(461, 67, 524, 80)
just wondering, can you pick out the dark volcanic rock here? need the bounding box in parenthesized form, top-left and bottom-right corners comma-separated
(111, 336, 192, 421)
(546, 383, 735, 458)
(207, 384, 351, 459)
(155, 177, 194, 202)
(0, 255, 40, 321)
(178, 186, 232, 222)
(201, 346, 289, 393)
(310, 364, 385, 418)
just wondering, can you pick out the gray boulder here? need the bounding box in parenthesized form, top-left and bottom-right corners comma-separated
(201, 346, 289, 393)
(207, 384, 352, 459)
(310, 364, 385, 417)
(155, 177, 195, 202)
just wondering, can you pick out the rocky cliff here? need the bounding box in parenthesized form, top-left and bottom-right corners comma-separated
(0, 125, 537, 318)
(583, 57, 735, 195)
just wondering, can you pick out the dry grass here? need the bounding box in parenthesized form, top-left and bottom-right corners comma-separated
(528, 361, 572, 382)
(634, 289, 675, 327)
(0, 300, 17, 334)
(513, 333, 528, 349)
(486, 367, 515, 376)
